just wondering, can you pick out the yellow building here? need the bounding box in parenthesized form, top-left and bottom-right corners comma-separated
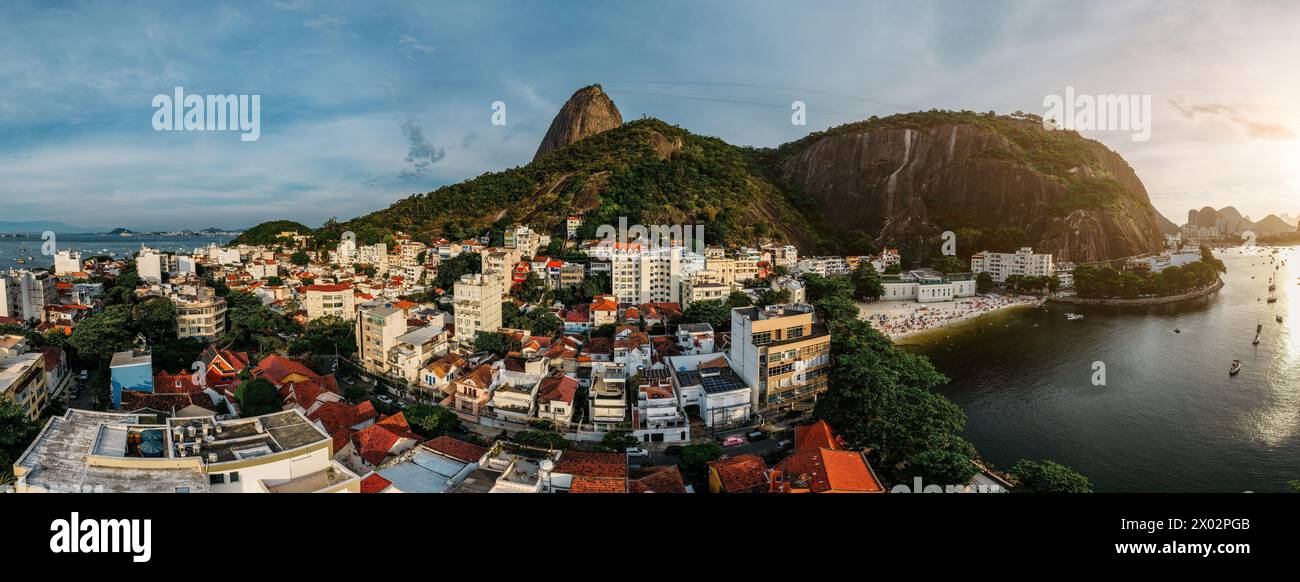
(728, 304, 831, 415)
(0, 334, 48, 420)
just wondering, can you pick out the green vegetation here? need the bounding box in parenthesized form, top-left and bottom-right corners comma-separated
(513, 429, 570, 450)
(405, 404, 463, 439)
(338, 118, 826, 250)
(0, 401, 40, 483)
(229, 220, 312, 246)
(502, 303, 563, 337)
(809, 272, 1085, 489)
(1073, 247, 1225, 299)
(472, 332, 521, 357)
(851, 262, 884, 301)
(1008, 459, 1093, 493)
(234, 378, 280, 418)
(678, 442, 722, 481)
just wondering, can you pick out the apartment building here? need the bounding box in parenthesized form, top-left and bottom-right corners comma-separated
(586, 241, 705, 306)
(53, 250, 83, 275)
(385, 324, 449, 385)
(303, 283, 356, 321)
(174, 288, 227, 340)
(453, 271, 503, 343)
(0, 335, 48, 420)
(357, 304, 409, 377)
(632, 368, 690, 443)
(11, 408, 361, 493)
(0, 269, 58, 322)
(970, 247, 1054, 282)
(729, 304, 832, 415)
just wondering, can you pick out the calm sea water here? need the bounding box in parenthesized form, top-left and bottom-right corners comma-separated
(0, 233, 234, 270)
(901, 247, 1299, 492)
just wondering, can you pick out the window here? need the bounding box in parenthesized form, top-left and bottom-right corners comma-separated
(230, 472, 240, 483)
(209, 474, 226, 485)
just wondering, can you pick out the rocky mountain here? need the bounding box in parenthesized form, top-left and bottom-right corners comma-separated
(1153, 210, 1180, 235)
(1253, 214, 1296, 234)
(533, 84, 624, 161)
(330, 88, 1170, 264)
(771, 111, 1165, 263)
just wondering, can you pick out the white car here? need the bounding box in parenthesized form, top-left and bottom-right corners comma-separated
(625, 447, 650, 458)
(376, 395, 394, 406)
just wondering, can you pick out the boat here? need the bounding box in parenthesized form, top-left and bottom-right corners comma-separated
(1230, 360, 1243, 375)
(1174, 328, 1181, 333)
(1065, 313, 1084, 321)
(1279, 315, 1286, 323)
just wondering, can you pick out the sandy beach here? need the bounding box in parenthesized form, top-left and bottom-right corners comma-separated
(857, 294, 1045, 341)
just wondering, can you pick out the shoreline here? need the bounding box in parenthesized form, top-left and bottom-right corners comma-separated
(857, 294, 1046, 344)
(1049, 278, 1224, 306)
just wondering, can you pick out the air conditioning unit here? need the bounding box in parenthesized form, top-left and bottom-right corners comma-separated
(207, 453, 217, 463)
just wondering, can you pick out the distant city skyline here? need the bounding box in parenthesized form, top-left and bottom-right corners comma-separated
(2, 0, 1299, 230)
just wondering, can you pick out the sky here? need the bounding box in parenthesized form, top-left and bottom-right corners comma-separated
(2, 0, 1299, 231)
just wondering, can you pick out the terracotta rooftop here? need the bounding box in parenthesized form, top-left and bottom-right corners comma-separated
(709, 454, 769, 493)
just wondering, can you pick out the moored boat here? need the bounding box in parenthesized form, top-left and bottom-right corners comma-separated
(1229, 360, 1243, 375)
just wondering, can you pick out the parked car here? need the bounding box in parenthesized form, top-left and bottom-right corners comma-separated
(721, 436, 745, 447)
(776, 439, 792, 450)
(342, 377, 356, 386)
(625, 447, 650, 458)
(78, 370, 88, 382)
(664, 445, 683, 456)
(376, 395, 394, 406)
(746, 430, 768, 442)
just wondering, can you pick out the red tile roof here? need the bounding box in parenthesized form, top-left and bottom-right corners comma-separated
(570, 475, 627, 493)
(629, 466, 687, 493)
(554, 450, 627, 479)
(351, 412, 420, 467)
(795, 419, 840, 453)
(423, 436, 488, 463)
(709, 454, 769, 493)
(774, 448, 883, 493)
(309, 400, 379, 435)
(360, 472, 393, 493)
(538, 374, 579, 405)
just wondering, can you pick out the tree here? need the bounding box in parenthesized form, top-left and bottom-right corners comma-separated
(899, 448, 978, 485)
(601, 430, 639, 451)
(513, 429, 570, 450)
(755, 287, 791, 308)
(975, 272, 995, 294)
(726, 290, 752, 308)
(0, 401, 40, 482)
(405, 404, 462, 439)
(934, 256, 966, 274)
(678, 299, 731, 330)
(131, 296, 177, 343)
(851, 262, 884, 301)
(473, 332, 520, 357)
(234, 378, 281, 418)
(290, 250, 310, 267)
(68, 305, 135, 360)
(1008, 459, 1093, 493)
(679, 442, 722, 480)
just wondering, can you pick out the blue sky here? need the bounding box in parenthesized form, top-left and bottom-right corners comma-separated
(2, 0, 1299, 230)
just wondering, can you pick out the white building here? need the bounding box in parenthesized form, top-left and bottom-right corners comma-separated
(880, 270, 978, 303)
(302, 283, 356, 321)
(0, 269, 57, 322)
(453, 271, 503, 343)
(668, 353, 752, 428)
(11, 409, 361, 493)
(970, 247, 1054, 282)
(136, 247, 165, 283)
(53, 250, 83, 275)
(586, 241, 705, 305)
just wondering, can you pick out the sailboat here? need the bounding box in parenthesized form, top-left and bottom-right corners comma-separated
(1253, 322, 1262, 345)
